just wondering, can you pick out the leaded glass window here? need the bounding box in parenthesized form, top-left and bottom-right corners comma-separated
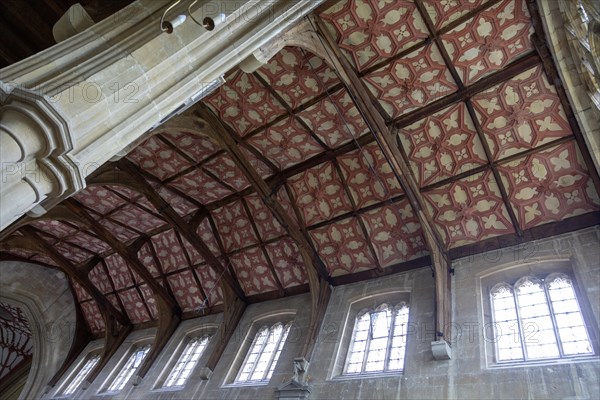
(490, 274, 593, 363)
(235, 322, 291, 384)
(62, 354, 100, 395)
(106, 344, 151, 392)
(163, 335, 211, 388)
(344, 303, 409, 375)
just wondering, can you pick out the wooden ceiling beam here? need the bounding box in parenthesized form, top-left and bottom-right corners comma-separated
(105, 162, 248, 302)
(194, 104, 332, 362)
(310, 15, 452, 343)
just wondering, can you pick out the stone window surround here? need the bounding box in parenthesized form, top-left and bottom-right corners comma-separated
(222, 310, 296, 388)
(328, 290, 411, 381)
(478, 258, 600, 369)
(97, 337, 154, 395)
(52, 345, 103, 399)
(152, 324, 218, 391)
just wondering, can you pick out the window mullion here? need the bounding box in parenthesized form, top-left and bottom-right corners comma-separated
(361, 312, 372, 373)
(262, 326, 283, 381)
(512, 284, 529, 361)
(544, 282, 566, 358)
(384, 310, 395, 371)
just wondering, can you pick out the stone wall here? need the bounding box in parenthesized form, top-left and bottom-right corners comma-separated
(47, 227, 600, 399)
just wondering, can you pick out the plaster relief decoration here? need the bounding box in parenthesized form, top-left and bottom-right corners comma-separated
(472, 65, 573, 160)
(321, 0, 429, 72)
(441, 0, 533, 85)
(397, 102, 487, 187)
(498, 141, 600, 229)
(310, 217, 377, 276)
(361, 201, 427, 267)
(424, 171, 515, 247)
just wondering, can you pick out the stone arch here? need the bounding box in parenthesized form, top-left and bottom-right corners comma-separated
(0, 260, 76, 399)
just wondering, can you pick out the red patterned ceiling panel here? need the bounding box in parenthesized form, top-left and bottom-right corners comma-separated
(441, 0, 533, 86)
(240, 147, 273, 178)
(204, 154, 251, 192)
(30, 220, 78, 238)
(245, 194, 286, 242)
(338, 142, 404, 208)
(422, 0, 492, 30)
(106, 294, 124, 315)
(276, 186, 300, 225)
(89, 264, 113, 294)
(397, 102, 488, 187)
(154, 184, 199, 217)
(197, 218, 222, 256)
(423, 170, 515, 248)
(169, 169, 232, 205)
(289, 161, 354, 226)
(498, 141, 600, 230)
(472, 65, 572, 160)
(74, 186, 127, 215)
(161, 131, 220, 163)
(65, 231, 111, 255)
(360, 201, 427, 267)
(256, 47, 339, 109)
(139, 284, 158, 320)
(320, 0, 429, 72)
(137, 243, 162, 277)
(309, 217, 377, 276)
(104, 254, 134, 291)
(109, 204, 166, 233)
(229, 246, 279, 296)
(29, 253, 56, 266)
(246, 116, 325, 170)
(298, 89, 368, 149)
(151, 230, 188, 274)
(72, 280, 92, 302)
(54, 241, 93, 264)
(127, 136, 193, 181)
(99, 219, 139, 243)
(211, 200, 258, 252)
(109, 185, 157, 212)
(265, 237, 308, 288)
(364, 43, 457, 118)
(204, 70, 286, 137)
(167, 270, 204, 312)
(194, 265, 223, 306)
(118, 289, 151, 324)
(80, 301, 105, 334)
(181, 236, 204, 266)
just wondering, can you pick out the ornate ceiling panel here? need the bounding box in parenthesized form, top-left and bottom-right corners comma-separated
(265, 237, 308, 288)
(310, 217, 377, 276)
(74, 186, 128, 216)
(205, 70, 287, 137)
(422, 0, 491, 30)
(79, 301, 105, 335)
(161, 131, 220, 164)
(154, 184, 199, 217)
(246, 116, 325, 170)
(423, 170, 515, 247)
(169, 168, 233, 204)
(288, 161, 354, 226)
(246, 194, 287, 242)
(360, 200, 427, 267)
(109, 204, 166, 233)
(256, 46, 339, 109)
(338, 142, 404, 207)
(127, 136, 194, 181)
(498, 141, 600, 230)
(194, 264, 223, 306)
(211, 201, 259, 253)
(320, 0, 428, 72)
(151, 230, 188, 274)
(117, 289, 151, 324)
(397, 102, 488, 187)
(167, 270, 204, 313)
(363, 43, 458, 118)
(472, 65, 573, 160)
(230, 246, 280, 295)
(203, 154, 252, 192)
(440, 0, 534, 86)
(298, 88, 368, 149)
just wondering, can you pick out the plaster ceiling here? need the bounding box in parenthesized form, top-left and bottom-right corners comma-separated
(1, 0, 599, 338)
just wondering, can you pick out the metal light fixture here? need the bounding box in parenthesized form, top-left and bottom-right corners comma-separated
(160, 0, 223, 33)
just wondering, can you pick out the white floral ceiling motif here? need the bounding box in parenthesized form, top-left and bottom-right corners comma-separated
(2, 0, 598, 336)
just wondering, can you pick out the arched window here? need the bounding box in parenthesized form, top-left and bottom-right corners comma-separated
(344, 303, 409, 375)
(105, 343, 151, 393)
(490, 273, 593, 362)
(235, 322, 291, 384)
(163, 335, 211, 388)
(61, 353, 101, 396)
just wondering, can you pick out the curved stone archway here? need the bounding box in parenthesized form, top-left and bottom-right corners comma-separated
(0, 260, 76, 400)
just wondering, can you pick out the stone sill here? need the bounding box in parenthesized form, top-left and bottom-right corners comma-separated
(328, 371, 404, 381)
(487, 355, 600, 370)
